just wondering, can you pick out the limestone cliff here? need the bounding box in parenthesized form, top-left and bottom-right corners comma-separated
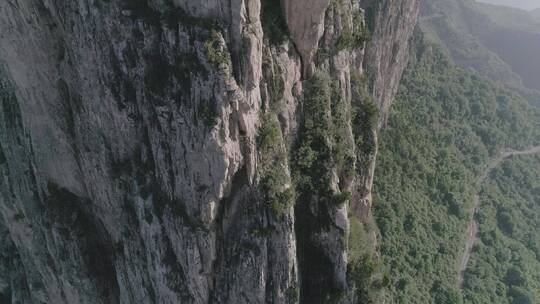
(0, 0, 418, 303)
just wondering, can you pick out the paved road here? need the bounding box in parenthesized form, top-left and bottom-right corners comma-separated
(457, 145, 540, 290)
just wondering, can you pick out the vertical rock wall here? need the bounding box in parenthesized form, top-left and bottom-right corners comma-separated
(0, 0, 418, 303)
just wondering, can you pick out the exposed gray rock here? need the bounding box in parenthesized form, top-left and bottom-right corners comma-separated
(0, 0, 419, 303)
(281, 0, 331, 76)
(352, 0, 420, 225)
(362, 0, 421, 124)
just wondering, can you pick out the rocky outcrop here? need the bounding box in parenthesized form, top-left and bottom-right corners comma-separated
(281, 0, 331, 76)
(350, 0, 420, 224)
(362, 0, 421, 123)
(0, 0, 418, 303)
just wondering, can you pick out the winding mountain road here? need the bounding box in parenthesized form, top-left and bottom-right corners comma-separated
(457, 145, 540, 290)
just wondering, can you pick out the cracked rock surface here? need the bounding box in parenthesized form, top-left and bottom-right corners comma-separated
(0, 0, 418, 303)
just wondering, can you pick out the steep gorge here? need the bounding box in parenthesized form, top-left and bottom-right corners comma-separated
(0, 0, 419, 303)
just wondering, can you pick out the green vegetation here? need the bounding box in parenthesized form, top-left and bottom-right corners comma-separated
(328, 4, 370, 53)
(336, 12, 371, 52)
(290, 68, 382, 301)
(464, 155, 540, 303)
(373, 30, 540, 303)
(294, 72, 335, 197)
(293, 70, 362, 301)
(257, 114, 294, 219)
(330, 79, 355, 183)
(347, 215, 388, 304)
(198, 101, 218, 128)
(262, 50, 285, 111)
(351, 72, 379, 158)
(258, 113, 282, 154)
(292, 70, 370, 200)
(203, 30, 229, 66)
(261, 0, 289, 45)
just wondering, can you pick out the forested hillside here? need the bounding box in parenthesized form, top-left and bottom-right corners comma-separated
(464, 154, 540, 303)
(373, 29, 540, 303)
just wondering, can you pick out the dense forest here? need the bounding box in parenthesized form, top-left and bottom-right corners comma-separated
(464, 154, 540, 303)
(372, 28, 540, 303)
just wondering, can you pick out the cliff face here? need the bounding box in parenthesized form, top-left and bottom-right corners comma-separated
(0, 1, 418, 303)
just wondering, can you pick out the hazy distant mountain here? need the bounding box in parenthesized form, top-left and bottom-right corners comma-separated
(477, 0, 540, 11)
(421, 0, 540, 101)
(473, 3, 540, 92)
(477, 2, 540, 31)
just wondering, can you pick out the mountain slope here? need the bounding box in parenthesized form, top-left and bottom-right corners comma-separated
(373, 29, 540, 303)
(420, 0, 540, 99)
(464, 154, 540, 303)
(458, 146, 540, 290)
